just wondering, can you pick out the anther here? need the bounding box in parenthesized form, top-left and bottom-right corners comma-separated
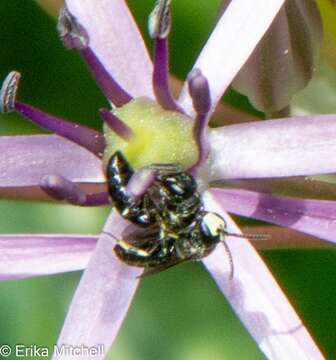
(148, 0, 171, 39)
(40, 175, 109, 206)
(0, 71, 21, 114)
(0, 70, 105, 157)
(126, 168, 156, 199)
(188, 69, 211, 174)
(57, 6, 132, 106)
(40, 174, 87, 204)
(188, 69, 211, 115)
(148, 0, 181, 112)
(99, 108, 134, 141)
(57, 6, 89, 49)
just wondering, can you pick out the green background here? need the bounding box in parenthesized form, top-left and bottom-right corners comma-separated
(0, 1, 335, 359)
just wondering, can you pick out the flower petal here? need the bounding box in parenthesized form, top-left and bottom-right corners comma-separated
(65, 0, 153, 98)
(233, 0, 322, 114)
(202, 191, 324, 359)
(215, 177, 336, 201)
(53, 210, 142, 360)
(209, 187, 336, 245)
(0, 135, 104, 187)
(178, 0, 285, 115)
(209, 115, 336, 180)
(0, 234, 96, 281)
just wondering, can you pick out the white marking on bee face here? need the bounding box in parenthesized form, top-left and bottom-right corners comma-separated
(202, 212, 225, 237)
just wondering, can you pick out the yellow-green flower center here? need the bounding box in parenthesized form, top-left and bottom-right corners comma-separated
(103, 98, 198, 170)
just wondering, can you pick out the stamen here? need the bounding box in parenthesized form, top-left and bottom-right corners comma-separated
(148, 0, 171, 39)
(0, 71, 105, 157)
(188, 69, 211, 115)
(99, 108, 134, 141)
(57, 6, 89, 49)
(0, 71, 20, 113)
(80, 48, 133, 107)
(15, 102, 105, 158)
(57, 6, 132, 107)
(40, 175, 110, 206)
(126, 168, 156, 199)
(188, 69, 211, 173)
(148, 0, 181, 112)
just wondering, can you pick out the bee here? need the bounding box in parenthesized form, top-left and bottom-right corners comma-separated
(106, 150, 235, 276)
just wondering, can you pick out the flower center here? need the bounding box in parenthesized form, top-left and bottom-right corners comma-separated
(102, 98, 198, 170)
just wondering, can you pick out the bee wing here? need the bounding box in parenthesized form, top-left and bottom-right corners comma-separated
(139, 256, 194, 278)
(121, 223, 160, 247)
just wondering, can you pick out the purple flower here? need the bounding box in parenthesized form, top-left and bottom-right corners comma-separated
(232, 0, 323, 116)
(0, 0, 334, 358)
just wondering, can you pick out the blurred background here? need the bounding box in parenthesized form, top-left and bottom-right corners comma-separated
(0, 0, 336, 359)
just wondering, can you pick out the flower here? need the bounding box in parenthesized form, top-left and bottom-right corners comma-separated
(0, 0, 335, 358)
(232, 0, 323, 116)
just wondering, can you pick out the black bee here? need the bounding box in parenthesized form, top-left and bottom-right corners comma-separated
(106, 151, 233, 276)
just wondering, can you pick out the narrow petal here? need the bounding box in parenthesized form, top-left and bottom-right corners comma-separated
(209, 115, 336, 180)
(53, 210, 142, 360)
(209, 187, 336, 244)
(0, 135, 104, 187)
(178, 0, 285, 116)
(65, 0, 153, 98)
(233, 0, 322, 114)
(215, 177, 336, 201)
(0, 234, 97, 281)
(202, 191, 324, 359)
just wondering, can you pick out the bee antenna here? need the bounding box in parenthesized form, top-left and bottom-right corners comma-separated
(223, 231, 270, 240)
(220, 239, 234, 280)
(219, 231, 270, 281)
(101, 230, 118, 241)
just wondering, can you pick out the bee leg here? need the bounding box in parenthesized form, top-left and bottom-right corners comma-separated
(106, 151, 155, 226)
(40, 175, 110, 206)
(106, 151, 134, 209)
